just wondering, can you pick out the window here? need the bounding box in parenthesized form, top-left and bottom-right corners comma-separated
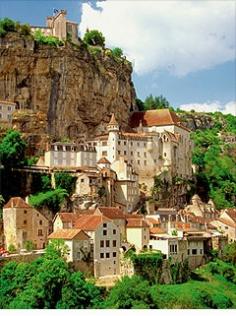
(106, 253, 110, 258)
(137, 142, 140, 147)
(39, 220, 42, 225)
(144, 160, 147, 166)
(23, 220, 27, 225)
(106, 240, 110, 247)
(0, 105, 2, 110)
(103, 223, 107, 228)
(118, 150, 121, 155)
(100, 240, 104, 247)
(131, 151, 133, 156)
(0, 113, 2, 119)
(77, 252, 80, 260)
(124, 150, 127, 155)
(200, 249, 203, 255)
(118, 141, 121, 145)
(164, 152, 167, 157)
(149, 245, 153, 250)
(131, 142, 133, 146)
(144, 152, 147, 157)
(113, 229, 116, 235)
(100, 253, 104, 259)
(81, 179, 84, 183)
(137, 160, 140, 165)
(38, 229, 43, 236)
(192, 249, 197, 255)
(187, 249, 190, 255)
(8, 106, 11, 111)
(103, 230, 107, 236)
(113, 252, 117, 257)
(113, 240, 117, 247)
(7, 114, 12, 120)
(24, 210, 27, 214)
(102, 141, 107, 146)
(102, 151, 107, 156)
(137, 152, 140, 157)
(124, 141, 126, 145)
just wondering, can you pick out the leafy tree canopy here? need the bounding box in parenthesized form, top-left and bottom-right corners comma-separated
(83, 29, 105, 47)
(54, 172, 76, 195)
(0, 130, 26, 167)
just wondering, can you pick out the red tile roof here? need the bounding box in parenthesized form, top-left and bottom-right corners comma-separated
(4, 197, 32, 209)
(57, 213, 78, 225)
(97, 157, 111, 164)
(97, 207, 126, 219)
(217, 218, 236, 228)
(126, 218, 149, 228)
(224, 209, 236, 222)
(150, 227, 165, 234)
(75, 215, 111, 231)
(146, 218, 160, 225)
(48, 228, 89, 240)
(129, 109, 181, 128)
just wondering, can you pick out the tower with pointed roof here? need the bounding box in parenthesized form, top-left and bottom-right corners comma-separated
(107, 113, 119, 163)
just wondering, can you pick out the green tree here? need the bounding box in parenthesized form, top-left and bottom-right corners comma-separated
(83, 29, 105, 47)
(24, 240, 35, 252)
(104, 275, 155, 309)
(0, 130, 26, 167)
(54, 172, 76, 195)
(222, 242, 236, 265)
(57, 271, 102, 309)
(136, 98, 144, 111)
(144, 94, 172, 111)
(41, 174, 52, 192)
(111, 47, 123, 58)
(0, 18, 16, 32)
(29, 189, 68, 213)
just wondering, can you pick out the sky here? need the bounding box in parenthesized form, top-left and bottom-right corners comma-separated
(0, 0, 235, 115)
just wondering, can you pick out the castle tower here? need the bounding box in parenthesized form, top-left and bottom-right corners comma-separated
(107, 113, 119, 163)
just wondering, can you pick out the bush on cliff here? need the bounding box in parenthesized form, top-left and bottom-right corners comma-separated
(83, 29, 105, 47)
(34, 29, 63, 47)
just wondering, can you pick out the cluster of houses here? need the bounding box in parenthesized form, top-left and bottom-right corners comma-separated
(1, 194, 235, 278)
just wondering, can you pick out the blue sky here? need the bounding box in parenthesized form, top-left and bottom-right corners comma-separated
(0, 0, 235, 114)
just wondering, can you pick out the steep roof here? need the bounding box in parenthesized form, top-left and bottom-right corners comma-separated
(150, 227, 165, 234)
(129, 109, 181, 128)
(48, 228, 89, 240)
(108, 113, 118, 125)
(4, 197, 32, 209)
(223, 209, 236, 222)
(75, 214, 111, 231)
(56, 212, 78, 224)
(97, 207, 126, 219)
(126, 218, 149, 228)
(97, 157, 111, 164)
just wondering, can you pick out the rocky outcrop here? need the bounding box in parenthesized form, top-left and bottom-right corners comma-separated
(178, 112, 216, 131)
(0, 32, 136, 152)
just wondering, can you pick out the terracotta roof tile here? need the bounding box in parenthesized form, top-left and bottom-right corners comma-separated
(150, 227, 165, 234)
(126, 218, 149, 228)
(75, 214, 111, 231)
(58, 213, 78, 225)
(224, 209, 236, 222)
(48, 228, 89, 240)
(129, 109, 181, 128)
(4, 197, 32, 209)
(98, 207, 126, 219)
(217, 218, 236, 228)
(97, 157, 111, 164)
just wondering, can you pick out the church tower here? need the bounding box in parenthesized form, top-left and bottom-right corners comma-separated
(107, 113, 119, 163)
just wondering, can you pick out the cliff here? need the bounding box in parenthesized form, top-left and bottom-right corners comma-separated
(0, 32, 136, 153)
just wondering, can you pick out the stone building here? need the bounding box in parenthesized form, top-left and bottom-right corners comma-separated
(44, 142, 97, 168)
(182, 195, 218, 219)
(3, 197, 49, 250)
(126, 216, 150, 251)
(211, 208, 236, 242)
(48, 228, 91, 262)
(91, 110, 192, 190)
(53, 212, 121, 277)
(31, 9, 78, 43)
(0, 100, 16, 123)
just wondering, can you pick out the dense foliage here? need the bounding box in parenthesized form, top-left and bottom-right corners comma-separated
(29, 189, 68, 213)
(83, 29, 105, 47)
(0, 18, 31, 37)
(0, 130, 26, 168)
(0, 241, 102, 309)
(191, 116, 236, 209)
(54, 172, 76, 195)
(222, 242, 236, 265)
(33, 29, 63, 47)
(136, 95, 174, 111)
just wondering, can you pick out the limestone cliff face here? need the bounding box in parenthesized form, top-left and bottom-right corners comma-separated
(178, 112, 216, 131)
(0, 33, 136, 150)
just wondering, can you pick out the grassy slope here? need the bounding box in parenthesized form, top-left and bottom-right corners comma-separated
(150, 261, 236, 308)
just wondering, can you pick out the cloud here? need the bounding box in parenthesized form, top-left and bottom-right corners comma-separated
(179, 101, 236, 115)
(80, 0, 236, 76)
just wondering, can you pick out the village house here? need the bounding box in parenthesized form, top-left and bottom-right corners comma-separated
(53, 213, 121, 277)
(44, 142, 97, 168)
(182, 194, 218, 219)
(210, 208, 236, 242)
(126, 216, 150, 251)
(31, 9, 79, 43)
(0, 100, 16, 123)
(3, 197, 49, 250)
(48, 228, 91, 262)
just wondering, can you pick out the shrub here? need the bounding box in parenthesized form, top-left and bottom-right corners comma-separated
(19, 23, 31, 36)
(83, 29, 105, 47)
(54, 172, 76, 195)
(211, 293, 233, 309)
(111, 47, 123, 59)
(8, 244, 17, 253)
(0, 18, 16, 32)
(24, 240, 35, 252)
(34, 29, 63, 47)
